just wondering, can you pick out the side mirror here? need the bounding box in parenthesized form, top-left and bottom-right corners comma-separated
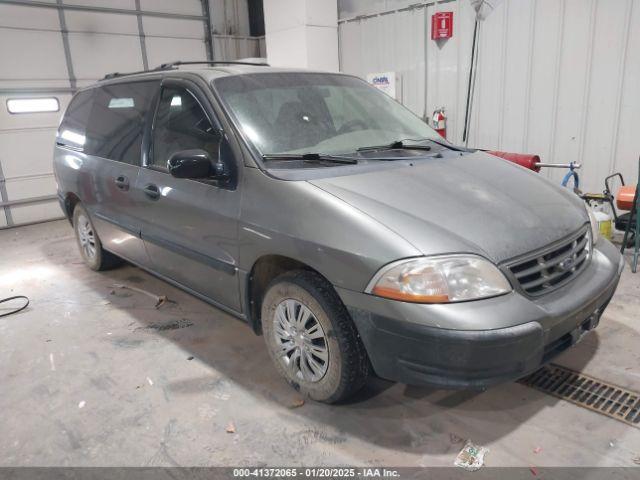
(167, 149, 212, 179)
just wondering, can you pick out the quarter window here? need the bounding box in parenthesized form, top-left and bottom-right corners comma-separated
(57, 90, 94, 150)
(150, 86, 221, 169)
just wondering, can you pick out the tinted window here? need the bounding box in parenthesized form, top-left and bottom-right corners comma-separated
(57, 90, 94, 150)
(86, 81, 157, 164)
(150, 86, 221, 169)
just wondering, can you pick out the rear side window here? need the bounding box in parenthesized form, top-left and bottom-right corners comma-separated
(57, 90, 94, 150)
(85, 81, 158, 165)
(57, 81, 158, 164)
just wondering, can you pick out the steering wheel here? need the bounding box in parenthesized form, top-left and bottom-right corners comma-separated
(338, 119, 368, 134)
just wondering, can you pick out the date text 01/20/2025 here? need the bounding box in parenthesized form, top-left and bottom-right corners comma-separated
(232, 468, 400, 477)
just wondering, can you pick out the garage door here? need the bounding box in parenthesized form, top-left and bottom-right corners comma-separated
(0, 0, 213, 228)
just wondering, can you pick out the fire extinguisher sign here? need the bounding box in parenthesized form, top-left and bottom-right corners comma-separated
(431, 12, 453, 40)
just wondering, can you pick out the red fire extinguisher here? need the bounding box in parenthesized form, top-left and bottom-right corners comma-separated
(432, 107, 446, 139)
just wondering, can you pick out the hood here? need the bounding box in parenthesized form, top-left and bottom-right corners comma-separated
(309, 151, 588, 263)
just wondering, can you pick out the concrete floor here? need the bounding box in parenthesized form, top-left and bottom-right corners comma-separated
(1, 219, 639, 467)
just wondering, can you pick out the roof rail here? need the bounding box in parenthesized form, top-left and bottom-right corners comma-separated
(102, 64, 170, 80)
(102, 60, 269, 81)
(157, 60, 270, 69)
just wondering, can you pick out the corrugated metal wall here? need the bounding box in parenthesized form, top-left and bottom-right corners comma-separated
(213, 34, 266, 60)
(338, 0, 640, 194)
(210, 0, 266, 62)
(0, 0, 262, 228)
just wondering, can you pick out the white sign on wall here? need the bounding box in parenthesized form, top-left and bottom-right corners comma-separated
(366, 72, 398, 99)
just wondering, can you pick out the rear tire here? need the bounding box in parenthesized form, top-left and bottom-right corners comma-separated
(261, 270, 370, 403)
(72, 204, 122, 271)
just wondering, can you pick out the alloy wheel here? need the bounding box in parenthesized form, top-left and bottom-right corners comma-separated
(77, 214, 97, 260)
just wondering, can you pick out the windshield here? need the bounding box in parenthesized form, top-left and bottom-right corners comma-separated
(213, 72, 441, 156)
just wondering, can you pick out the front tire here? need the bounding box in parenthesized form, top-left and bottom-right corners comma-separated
(261, 270, 370, 403)
(72, 204, 121, 271)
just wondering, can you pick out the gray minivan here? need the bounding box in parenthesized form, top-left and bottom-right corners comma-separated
(53, 62, 624, 403)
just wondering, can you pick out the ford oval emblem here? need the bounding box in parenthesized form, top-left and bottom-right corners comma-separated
(557, 257, 575, 272)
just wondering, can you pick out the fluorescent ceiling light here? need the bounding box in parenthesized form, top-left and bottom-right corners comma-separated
(7, 97, 59, 114)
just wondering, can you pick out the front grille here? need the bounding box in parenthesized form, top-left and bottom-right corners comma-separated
(507, 227, 590, 296)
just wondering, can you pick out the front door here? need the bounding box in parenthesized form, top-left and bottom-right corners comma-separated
(136, 80, 242, 312)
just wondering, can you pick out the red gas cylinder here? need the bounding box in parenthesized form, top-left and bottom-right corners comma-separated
(432, 107, 446, 139)
(487, 151, 541, 172)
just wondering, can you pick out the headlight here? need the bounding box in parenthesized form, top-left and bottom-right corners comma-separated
(586, 205, 599, 245)
(365, 255, 512, 303)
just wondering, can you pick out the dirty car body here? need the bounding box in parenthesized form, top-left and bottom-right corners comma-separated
(53, 65, 624, 400)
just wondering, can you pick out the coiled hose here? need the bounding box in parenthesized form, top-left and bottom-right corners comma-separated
(0, 296, 29, 318)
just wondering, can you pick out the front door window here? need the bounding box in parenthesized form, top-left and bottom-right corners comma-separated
(151, 86, 221, 169)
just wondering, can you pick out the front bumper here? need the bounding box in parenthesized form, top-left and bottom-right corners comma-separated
(336, 239, 624, 389)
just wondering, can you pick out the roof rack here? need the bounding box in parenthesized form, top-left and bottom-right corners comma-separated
(157, 60, 270, 69)
(102, 60, 269, 80)
(103, 69, 147, 80)
(102, 66, 167, 80)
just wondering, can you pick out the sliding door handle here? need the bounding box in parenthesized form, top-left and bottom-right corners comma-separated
(143, 183, 160, 200)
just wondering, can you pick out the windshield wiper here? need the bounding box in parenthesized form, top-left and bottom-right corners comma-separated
(356, 139, 432, 152)
(262, 153, 358, 165)
(356, 137, 475, 153)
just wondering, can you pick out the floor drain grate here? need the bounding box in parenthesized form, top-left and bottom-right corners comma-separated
(520, 364, 640, 428)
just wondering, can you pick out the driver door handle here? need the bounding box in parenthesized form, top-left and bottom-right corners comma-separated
(114, 175, 129, 191)
(143, 183, 160, 200)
